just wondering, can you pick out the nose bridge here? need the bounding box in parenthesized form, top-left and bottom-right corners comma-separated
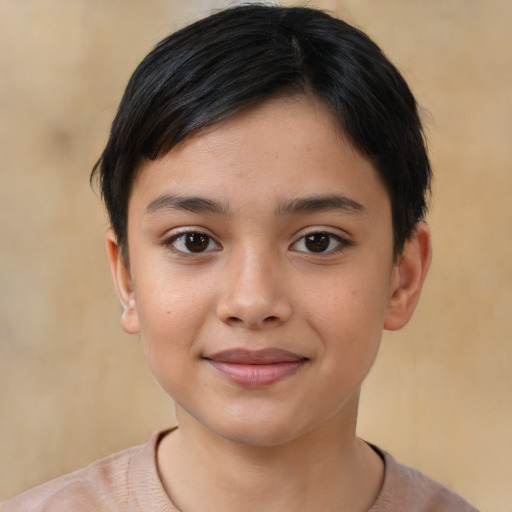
(216, 241, 291, 328)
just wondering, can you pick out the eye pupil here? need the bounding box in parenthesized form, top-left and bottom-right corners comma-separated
(305, 234, 330, 252)
(185, 233, 209, 252)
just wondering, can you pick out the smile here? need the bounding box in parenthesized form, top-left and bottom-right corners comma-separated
(204, 348, 308, 388)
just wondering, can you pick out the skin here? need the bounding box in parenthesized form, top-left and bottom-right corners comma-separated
(107, 96, 431, 512)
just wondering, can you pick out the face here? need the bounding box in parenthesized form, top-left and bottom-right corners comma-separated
(108, 96, 429, 447)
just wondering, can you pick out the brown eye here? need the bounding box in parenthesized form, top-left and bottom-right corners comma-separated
(169, 232, 220, 253)
(184, 233, 209, 252)
(304, 233, 330, 252)
(292, 232, 349, 254)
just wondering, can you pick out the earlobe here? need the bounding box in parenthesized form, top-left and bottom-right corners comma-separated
(105, 229, 140, 334)
(384, 222, 432, 331)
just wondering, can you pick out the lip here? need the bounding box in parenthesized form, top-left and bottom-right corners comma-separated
(204, 348, 308, 388)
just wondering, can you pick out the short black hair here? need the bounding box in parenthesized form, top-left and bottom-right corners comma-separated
(92, 3, 431, 256)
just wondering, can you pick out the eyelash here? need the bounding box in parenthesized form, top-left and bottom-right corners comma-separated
(290, 232, 351, 255)
(165, 230, 221, 254)
(165, 230, 351, 256)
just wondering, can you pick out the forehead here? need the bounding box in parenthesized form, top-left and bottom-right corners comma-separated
(129, 96, 389, 219)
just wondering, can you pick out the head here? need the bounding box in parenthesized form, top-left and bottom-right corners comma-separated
(92, 3, 431, 260)
(97, 4, 432, 446)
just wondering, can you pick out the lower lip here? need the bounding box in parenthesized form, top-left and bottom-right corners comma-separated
(208, 360, 306, 388)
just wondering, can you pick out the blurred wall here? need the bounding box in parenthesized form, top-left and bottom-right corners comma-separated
(0, 1, 510, 510)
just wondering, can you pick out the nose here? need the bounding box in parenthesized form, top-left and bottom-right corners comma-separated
(216, 247, 292, 329)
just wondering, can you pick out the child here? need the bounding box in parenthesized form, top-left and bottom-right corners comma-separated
(2, 4, 478, 511)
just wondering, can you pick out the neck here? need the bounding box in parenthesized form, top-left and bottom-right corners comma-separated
(157, 394, 383, 512)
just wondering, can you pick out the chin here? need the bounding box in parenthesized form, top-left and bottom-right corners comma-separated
(176, 403, 302, 448)
(218, 424, 300, 448)
(206, 408, 319, 449)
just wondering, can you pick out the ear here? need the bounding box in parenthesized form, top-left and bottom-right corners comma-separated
(105, 229, 140, 334)
(384, 222, 432, 331)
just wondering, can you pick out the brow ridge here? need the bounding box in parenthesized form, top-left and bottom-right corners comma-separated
(145, 193, 366, 218)
(145, 194, 231, 216)
(276, 194, 366, 216)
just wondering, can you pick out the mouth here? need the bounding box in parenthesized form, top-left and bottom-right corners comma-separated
(204, 348, 309, 388)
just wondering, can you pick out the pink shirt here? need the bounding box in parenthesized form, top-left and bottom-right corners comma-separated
(2, 430, 478, 512)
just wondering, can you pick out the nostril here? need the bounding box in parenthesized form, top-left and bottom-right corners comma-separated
(227, 316, 243, 324)
(225, 315, 280, 328)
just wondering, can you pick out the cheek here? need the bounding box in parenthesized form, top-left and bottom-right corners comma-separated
(303, 268, 390, 366)
(305, 268, 390, 329)
(133, 274, 212, 373)
(135, 259, 210, 328)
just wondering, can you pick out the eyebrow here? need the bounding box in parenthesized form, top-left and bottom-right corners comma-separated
(145, 193, 366, 218)
(276, 194, 367, 216)
(145, 194, 232, 216)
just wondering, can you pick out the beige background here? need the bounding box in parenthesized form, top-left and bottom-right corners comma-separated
(1, 0, 510, 510)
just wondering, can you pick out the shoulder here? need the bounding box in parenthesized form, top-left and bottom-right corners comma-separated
(370, 447, 480, 512)
(1, 434, 159, 512)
